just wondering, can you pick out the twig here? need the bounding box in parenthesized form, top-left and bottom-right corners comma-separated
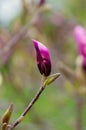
(7, 84, 46, 130)
(0, 7, 37, 65)
(0, 23, 29, 65)
(57, 61, 83, 130)
(57, 61, 81, 87)
(75, 93, 83, 130)
(6, 73, 60, 130)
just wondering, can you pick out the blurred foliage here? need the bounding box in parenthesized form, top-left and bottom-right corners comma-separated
(0, 0, 86, 130)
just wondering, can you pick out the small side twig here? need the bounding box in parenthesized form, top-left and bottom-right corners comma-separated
(7, 84, 46, 130)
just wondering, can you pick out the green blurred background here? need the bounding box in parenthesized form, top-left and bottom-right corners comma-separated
(0, 0, 86, 130)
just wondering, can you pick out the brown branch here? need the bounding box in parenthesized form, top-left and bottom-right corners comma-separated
(57, 61, 83, 130)
(75, 93, 83, 130)
(7, 84, 46, 130)
(0, 8, 37, 65)
(57, 61, 81, 87)
(0, 23, 29, 65)
(6, 73, 60, 130)
(0, 3, 45, 65)
(0, 2, 40, 60)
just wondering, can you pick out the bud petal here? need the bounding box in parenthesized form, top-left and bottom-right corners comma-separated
(32, 39, 51, 76)
(74, 25, 86, 66)
(39, 0, 45, 6)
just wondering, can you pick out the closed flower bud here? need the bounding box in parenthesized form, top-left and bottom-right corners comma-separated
(32, 39, 51, 76)
(2, 104, 13, 125)
(74, 25, 86, 69)
(39, 0, 45, 6)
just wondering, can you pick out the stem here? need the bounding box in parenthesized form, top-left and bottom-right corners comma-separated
(0, 5, 38, 66)
(7, 85, 45, 130)
(75, 93, 83, 130)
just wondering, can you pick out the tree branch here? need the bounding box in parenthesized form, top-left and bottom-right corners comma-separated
(0, 23, 29, 65)
(75, 93, 83, 130)
(7, 84, 46, 130)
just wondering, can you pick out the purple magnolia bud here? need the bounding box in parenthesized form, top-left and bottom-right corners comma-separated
(39, 0, 45, 6)
(32, 39, 51, 76)
(74, 25, 86, 67)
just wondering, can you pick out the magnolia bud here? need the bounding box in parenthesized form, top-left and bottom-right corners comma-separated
(32, 39, 51, 76)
